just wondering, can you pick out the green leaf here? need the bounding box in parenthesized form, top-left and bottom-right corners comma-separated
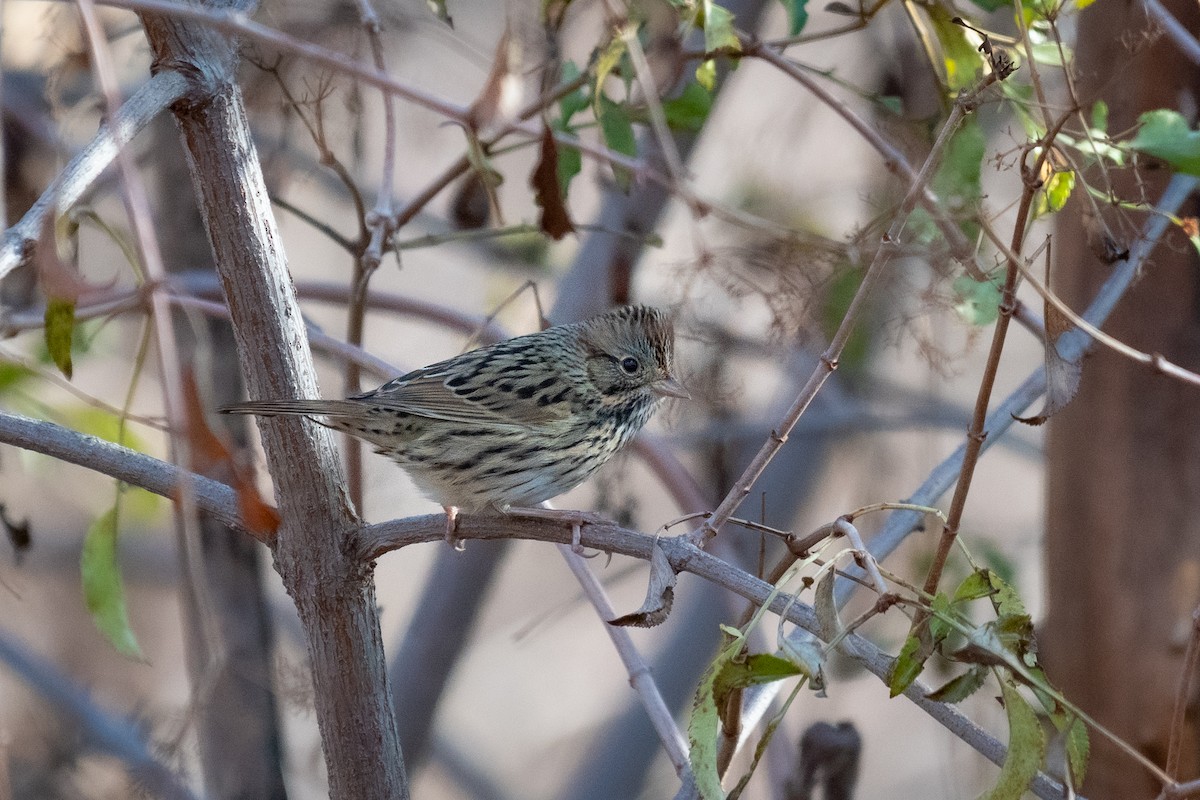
(557, 61, 590, 126)
(556, 136, 582, 196)
(700, 0, 741, 53)
(780, 0, 809, 35)
(0, 362, 35, 394)
(1036, 170, 1075, 217)
(985, 569, 1027, 619)
(979, 679, 1045, 800)
(1064, 715, 1090, 785)
(928, 592, 956, 644)
(954, 569, 997, 603)
(1091, 100, 1108, 132)
(594, 37, 627, 107)
(597, 95, 637, 192)
(695, 58, 717, 90)
(690, 637, 803, 799)
(1131, 109, 1200, 175)
(822, 266, 871, 381)
(1030, 40, 1072, 67)
(967, 0, 1009, 12)
(659, 82, 713, 132)
(65, 407, 146, 452)
(928, 6, 984, 91)
(44, 297, 76, 380)
(889, 629, 926, 697)
(927, 665, 989, 703)
(953, 274, 1002, 326)
(81, 506, 144, 660)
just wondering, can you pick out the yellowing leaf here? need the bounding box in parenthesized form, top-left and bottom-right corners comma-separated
(594, 37, 627, 109)
(43, 298, 75, 380)
(81, 506, 144, 661)
(700, 0, 741, 53)
(979, 679, 1045, 800)
(929, 7, 984, 91)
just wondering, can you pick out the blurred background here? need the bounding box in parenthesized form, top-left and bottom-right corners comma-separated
(1, 0, 1197, 798)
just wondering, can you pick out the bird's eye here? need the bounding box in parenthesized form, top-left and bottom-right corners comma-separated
(620, 356, 640, 374)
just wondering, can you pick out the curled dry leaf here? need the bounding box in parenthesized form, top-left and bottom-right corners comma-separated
(531, 123, 575, 240)
(608, 541, 676, 627)
(180, 369, 280, 541)
(1015, 257, 1082, 425)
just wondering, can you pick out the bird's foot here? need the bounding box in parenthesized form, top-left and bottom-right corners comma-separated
(502, 507, 608, 554)
(443, 506, 464, 550)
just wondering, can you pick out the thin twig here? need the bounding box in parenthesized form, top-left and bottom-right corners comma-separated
(0, 70, 189, 279)
(556, 544, 694, 780)
(1165, 607, 1200, 779)
(919, 111, 1072, 597)
(694, 68, 999, 545)
(0, 630, 199, 800)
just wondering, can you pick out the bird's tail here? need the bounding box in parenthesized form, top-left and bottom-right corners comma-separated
(220, 399, 366, 419)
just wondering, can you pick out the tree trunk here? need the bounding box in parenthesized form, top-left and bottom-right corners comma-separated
(1044, 2, 1200, 795)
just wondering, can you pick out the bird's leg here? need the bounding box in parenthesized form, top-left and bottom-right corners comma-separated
(502, 507, 608, 554)
(443, 505, 463, 550)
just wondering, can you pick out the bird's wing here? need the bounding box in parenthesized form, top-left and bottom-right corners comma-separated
(354, 360, 570, 427)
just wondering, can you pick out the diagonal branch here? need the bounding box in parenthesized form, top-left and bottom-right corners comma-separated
(0, 69, 188, 280)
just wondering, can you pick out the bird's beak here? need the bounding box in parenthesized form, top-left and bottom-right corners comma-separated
(652, 375, 689, 399)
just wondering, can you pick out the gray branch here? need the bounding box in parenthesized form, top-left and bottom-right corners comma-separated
(0, 69, 188, 280)
(0, 629, 199, 800)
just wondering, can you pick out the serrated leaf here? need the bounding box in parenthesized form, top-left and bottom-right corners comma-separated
(1131, 109, 1200, 175)
(954, 568, 997, 602)
(690, 664, 725, 800)
(780, 0, 809, 34)
(1064, 715, 1089, 785)
(659, 82, 713, 132)
(979, 679, 1045, 800)
(953, 274, 1002, 326)
(597, 95, 637, 192)
(927, 665, 989, 703)
(44, 298, 76, 380)
(985, 569, 1027, 619)
(81, 507, 144, 660)
(717, 653, 806, 695)
(929, 592, 956, 644)
(889, 629, 927, 697)
(691, 635, 800, 800)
